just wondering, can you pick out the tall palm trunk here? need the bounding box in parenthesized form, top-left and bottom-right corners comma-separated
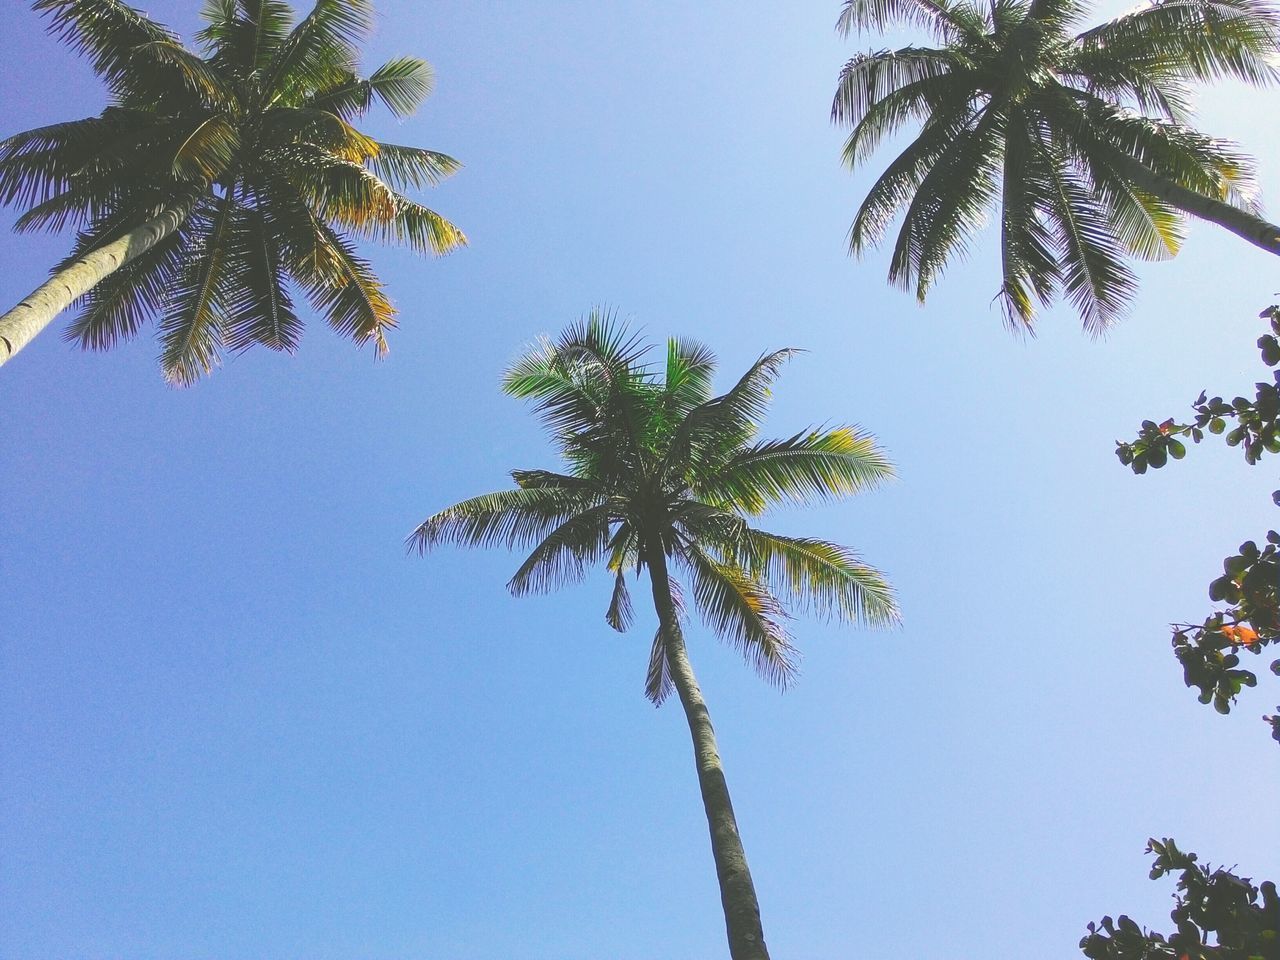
(645, 544, 771, 960)
(1108, 151, 1280, 257)
(0, 199, 195, 368)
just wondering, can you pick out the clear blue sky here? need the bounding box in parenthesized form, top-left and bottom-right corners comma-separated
(2, 2, 1277, 958)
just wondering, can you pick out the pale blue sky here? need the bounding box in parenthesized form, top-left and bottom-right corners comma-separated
(1, 2, 1277, 959)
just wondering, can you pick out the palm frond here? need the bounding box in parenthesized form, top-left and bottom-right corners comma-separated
(130, 39, 237, 108)
(1028, 0, 1092, 30)
(836, 0, 988, 39)
(888, 105, 1003, 300)
(379, 196, 468, 256)
(848, 96, 980, 254)
(0, 113, 154, 209)
(507, 504, 616, 596)
(512, 469, 600, 491)
(679, 544, 798, 689)
(273, 145, 465, 256)
(650, 337, 717, 443)
(172, 115, 241, 182)
(1057, 46, 1194, 121)
(260, 108, 381, 164)
(263, 0, 373, 103)
(408, 488, 597, 554)
(308, 56, 435, 119)
(606, 570, 634, 632)
(837, 71, 964, 168)
(504, 309, 655, 475)
(299, 221, 396, 353)
(700, 427, 895, 513)
(1074, 0, 1280, 86)
(11, 179, 119, 234)
(737, 529, 900, 626)
(1083, 148, 1185, 260)
(33, 0, 175, 96)
(197, 0, 294, 73)
(368, 143, 461, 190)
(223, 200, 302, 352)
(157, 189, 238, 384)
(644, 627, 675, 705)
(997, 114, 1062, 327)
(831, 46, 956, 129)
(661, 347, 801, 481)
(1039, 139, 1137, 334)
(1072, 97, 1262, 211)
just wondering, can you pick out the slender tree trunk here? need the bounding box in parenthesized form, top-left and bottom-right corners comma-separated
(645, 544, 771, 960)
(1108, 151, 1280, 257)
(0, 199, 195, 369)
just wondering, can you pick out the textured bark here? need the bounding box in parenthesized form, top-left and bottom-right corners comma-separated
(645, 544, 771, 960)
(1109, 152, 1280, 257)
(0, 199, 195, 368)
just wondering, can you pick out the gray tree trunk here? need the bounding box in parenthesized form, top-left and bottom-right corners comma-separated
(645, 544, 771, 960)
(1108, 151, 1280, 256)
(0, 200, 194, 369)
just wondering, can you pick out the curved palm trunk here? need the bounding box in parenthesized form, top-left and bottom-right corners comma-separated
(0, 199, 194, 369)
(1109, 152, 1280, 257)
(645, 545, 771, 960)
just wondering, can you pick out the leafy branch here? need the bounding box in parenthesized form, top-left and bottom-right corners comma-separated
(1114, 305, 1280, 743)
(1081, 839, 1280, 960)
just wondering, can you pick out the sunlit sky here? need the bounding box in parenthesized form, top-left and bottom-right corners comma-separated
(2, 2, 1278, 958)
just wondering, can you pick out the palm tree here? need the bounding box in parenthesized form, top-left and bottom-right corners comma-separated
(831, 0, 1280, 331)
(0, 0, 465, 383)
(409, 312, 899, 960)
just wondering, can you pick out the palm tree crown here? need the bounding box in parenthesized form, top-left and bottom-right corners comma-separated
(0, 0, 465, 382)
(410, 312, 899, 701)
(832, 0, 1280, 332)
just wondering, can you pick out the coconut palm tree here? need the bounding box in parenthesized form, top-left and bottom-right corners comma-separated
(0, 0, 464, 383)
(831, 0, 1280, 331)
(409, 312, 899, 960)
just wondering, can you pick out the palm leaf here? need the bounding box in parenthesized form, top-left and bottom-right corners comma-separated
(1074, 0, 1280, 86)
(33, 0, 176, 96)
(831, 46, 956, 129)
(263, 0, 373, 102)
(997, 113, 1062, 327)
(507, 504, 616, 596)
(198, 0, 294, 73)
(223, 200, 302, 352)
(837, 70, 964, 168)
(848, 94, 979, 254)
(644, 627, 675, 705)
(171, 115, 241, 182)
(408, 488, 596, 554)
(680, 544, 798, 689)
(889, 105, 1003, 299)
(157, 189, 238, 383)
(1038, 139, 1136, 334)
(606, 570, 634, 632)
(738, 529, 900, 626)
(836, 0, 988, 39)
(368, 143, 461, 190)
(661, 347, 801, 482)
(130, 39, 238, 108)
(701, 427, 895, 513)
